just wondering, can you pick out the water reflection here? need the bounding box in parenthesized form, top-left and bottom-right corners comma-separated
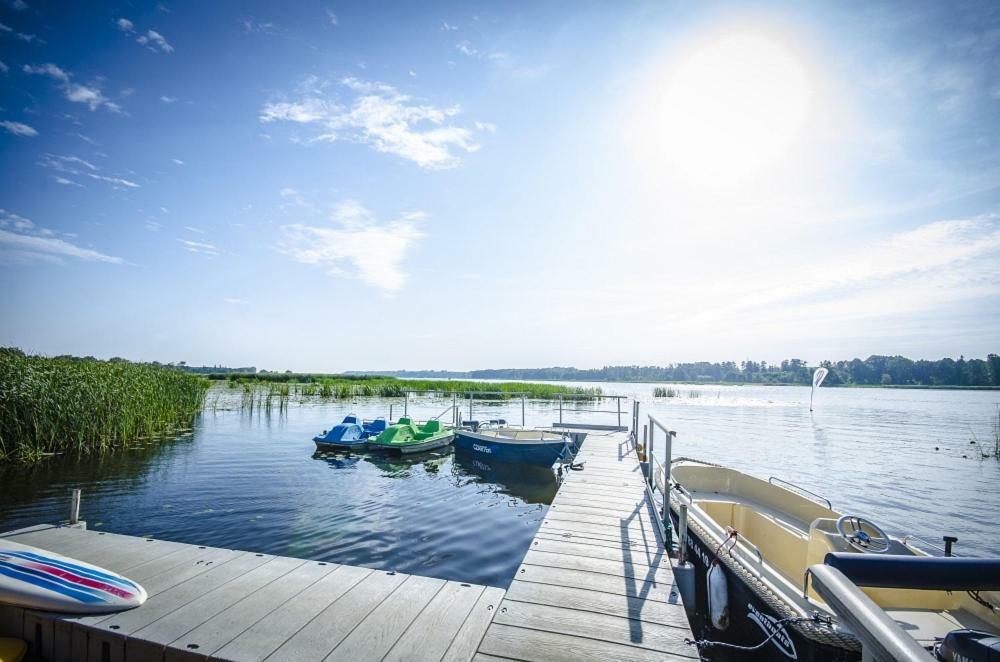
(453, 451, 559, 504)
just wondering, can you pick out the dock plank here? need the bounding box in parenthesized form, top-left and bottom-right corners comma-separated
(126, 556, 309, 661)
(440, 586, 505, 662)
(479, 622, 668, 662)
(382, 581, 485, 662)
(324, 574, 445, 661)
(495, 600, 697, 657)
(162, 560, 337, 661)
(265, 569, 407, 661)
(211, 564, 372, 662)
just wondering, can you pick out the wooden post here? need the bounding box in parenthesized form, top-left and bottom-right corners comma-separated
(69, 489, 81, 525)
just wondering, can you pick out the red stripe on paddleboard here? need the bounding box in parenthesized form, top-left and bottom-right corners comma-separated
(19, 560, 135, 600)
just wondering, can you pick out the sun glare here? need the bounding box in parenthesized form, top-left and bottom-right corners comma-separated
(658, 32, 810, 188)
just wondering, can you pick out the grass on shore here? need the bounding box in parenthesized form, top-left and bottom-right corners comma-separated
(0, 348, 208, 463)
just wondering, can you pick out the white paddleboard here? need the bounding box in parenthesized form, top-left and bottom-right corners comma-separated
(0, 539, 147, 613)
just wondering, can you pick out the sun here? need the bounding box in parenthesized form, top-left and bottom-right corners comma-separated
(657, 32, 810, 188)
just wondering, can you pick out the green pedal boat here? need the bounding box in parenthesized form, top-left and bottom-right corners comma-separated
(369, 417, 455, 454)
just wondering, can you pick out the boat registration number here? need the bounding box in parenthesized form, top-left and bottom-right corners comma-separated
(472, 444, 493, 454)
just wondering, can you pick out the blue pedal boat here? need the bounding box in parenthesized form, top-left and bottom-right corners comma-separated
(453, 427, 580, 467)
(313, 415, 387, 452)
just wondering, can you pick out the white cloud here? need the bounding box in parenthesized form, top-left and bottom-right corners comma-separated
(278, 199, 425, 292)
(324, 7, 338, 25)
(38, 154, 139, 189)
(0, 120, 37, 136)
(474, 121, 496, 133)
(144, 220, 162, 232)
(260, 77, 481, 169)
(24, 63, 123, 113)
(7, 0, 29, 10)
(52, 176, 82, 187)
(178, 239, 218, 255)
(0, 22, 34, 41)
(675, 214, 1000, 333)
(184, 226, 204, 234)
(455, 40, 508, 62)
(137, 30, 173, 53)
(0, 61, 9, 75)
(172, 158, 184, 165)
(222, 297, 248, 305)
(441, 21, 458, 31)
(0, 209, 122, 264)
(160, 95, 177, 103)
(116, 18, 134, 33)
(23, 63, 69, 82)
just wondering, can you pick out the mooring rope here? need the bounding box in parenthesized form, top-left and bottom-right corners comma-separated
(685, 614, 822, 653)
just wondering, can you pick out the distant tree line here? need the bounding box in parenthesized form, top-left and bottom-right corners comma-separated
(365, 354, 1000, 387)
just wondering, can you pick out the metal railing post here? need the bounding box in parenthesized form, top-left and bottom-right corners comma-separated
(521, 395, 525, 427)
(70, 488, 81, 525)
(663, 430, 676, 548)
(617, 398, 621, 428)
(404, 392, 408, 417)
(646, 423, 654, 488)
(389, 404, 393, 421)
(678, 503, 689, 563)
(559, 395, 563, 424)
(452, 393, 457, 426)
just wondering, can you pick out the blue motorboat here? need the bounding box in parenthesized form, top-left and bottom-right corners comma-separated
(453, 427, 581, 467)
(313, 415, 387, 452)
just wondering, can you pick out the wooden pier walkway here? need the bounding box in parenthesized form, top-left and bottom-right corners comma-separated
(0, 429, 695, 662)
(0, 525, 503, 662)
(475, 428, 696, 661)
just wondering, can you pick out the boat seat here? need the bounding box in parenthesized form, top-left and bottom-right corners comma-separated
(422, 420, 441, 433)
(693, 493, 810, 584)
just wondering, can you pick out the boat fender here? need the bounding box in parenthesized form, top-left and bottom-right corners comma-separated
(637, 442, 646, 462)
(707, 560, 730, 630)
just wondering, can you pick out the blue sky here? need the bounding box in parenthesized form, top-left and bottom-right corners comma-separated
(1, 0, 998, 371)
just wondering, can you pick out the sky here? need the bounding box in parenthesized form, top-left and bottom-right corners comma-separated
(1, 0, 998, 371)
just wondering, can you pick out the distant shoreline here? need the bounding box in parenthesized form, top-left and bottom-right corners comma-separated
(431, 378, 1000, 391)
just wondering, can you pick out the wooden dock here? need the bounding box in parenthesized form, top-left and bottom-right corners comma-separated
(0, 526, 503, 662)
(1, 428, 694, 662)
(475, 428, 696, 661)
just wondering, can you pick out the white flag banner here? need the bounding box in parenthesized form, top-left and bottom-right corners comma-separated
(813, 367, 829, 388)
(810, 367, 829, 411)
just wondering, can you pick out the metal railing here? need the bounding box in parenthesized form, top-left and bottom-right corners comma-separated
(768, 476, 833, 510)
(633, 403, 677, 549)
(806, 565, 934, 661)
(554, 394, 630, 430)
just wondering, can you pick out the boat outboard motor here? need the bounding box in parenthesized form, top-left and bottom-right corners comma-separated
(936, 629, 1000, 661)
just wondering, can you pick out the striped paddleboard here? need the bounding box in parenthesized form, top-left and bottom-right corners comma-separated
(0, 539, 146, 613)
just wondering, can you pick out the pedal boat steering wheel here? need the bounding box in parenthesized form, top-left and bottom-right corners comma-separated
(836, 515, 891, 553)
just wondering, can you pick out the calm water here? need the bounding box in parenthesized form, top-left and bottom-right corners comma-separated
(563, 381, 1000, 557)
(0, 391, 560, 587)
(1, 382, 998, 586)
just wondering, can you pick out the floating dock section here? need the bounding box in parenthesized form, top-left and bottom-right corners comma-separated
(1, 429, 693, 661)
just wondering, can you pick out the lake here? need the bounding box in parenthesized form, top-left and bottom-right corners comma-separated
(0, 381, 997, 590)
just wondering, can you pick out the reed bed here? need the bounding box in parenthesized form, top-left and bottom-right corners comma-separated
(0, 348, 208, 463)
(223, 374, 600, 400)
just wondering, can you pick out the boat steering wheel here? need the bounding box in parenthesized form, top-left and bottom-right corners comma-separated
(836, 515, 891, 554)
